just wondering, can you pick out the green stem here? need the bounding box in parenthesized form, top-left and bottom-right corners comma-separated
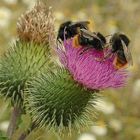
(7, 105, 22, 139)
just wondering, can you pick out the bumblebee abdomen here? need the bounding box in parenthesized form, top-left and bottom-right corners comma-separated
(113, 56, 128, 69)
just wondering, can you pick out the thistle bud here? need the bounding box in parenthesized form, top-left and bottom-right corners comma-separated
(25, 68, 98, 133)
(0, 42, 48, 105)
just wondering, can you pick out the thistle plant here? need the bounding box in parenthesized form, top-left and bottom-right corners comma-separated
(0, 1, 55, 104)
(0, 42, 48, 105)
(0, 1, 55, 139)
(0, 1, 130, 140)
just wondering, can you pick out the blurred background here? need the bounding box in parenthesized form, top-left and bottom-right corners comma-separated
(0, 0, 140, 140)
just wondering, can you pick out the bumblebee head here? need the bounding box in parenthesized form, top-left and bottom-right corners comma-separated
(110, 33, 130, 53)
(57, 21, 72, 41)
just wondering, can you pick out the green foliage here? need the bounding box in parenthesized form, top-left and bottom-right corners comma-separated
(25, 67, 98, 132)
(0, 41, 50, 105)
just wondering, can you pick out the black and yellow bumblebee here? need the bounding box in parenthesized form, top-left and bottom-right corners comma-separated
(57, 21, 133, 68)
(109, 33, 133, 69)
(73, 28, 106, 51)
(57, 21, 106, 50)
(57, 20, 90, 42)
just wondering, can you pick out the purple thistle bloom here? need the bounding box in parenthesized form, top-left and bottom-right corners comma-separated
(57, 38, 128, 90)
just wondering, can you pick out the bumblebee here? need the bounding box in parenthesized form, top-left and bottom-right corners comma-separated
(57, 21, 90, 41)
(109, 33, 133, 69)
(57, 21, 106, 54)
(72, 28, 106, 52)
(80, 29, 106, 50)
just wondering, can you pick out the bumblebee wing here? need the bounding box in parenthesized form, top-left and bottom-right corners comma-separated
(80, 29, 93, 39)
(126, 46, 133, 66)
(80, 29, 101, 40)
(121, 40, 133, 66)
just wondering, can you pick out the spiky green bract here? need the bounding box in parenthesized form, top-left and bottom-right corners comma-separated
(26, 67, 98, 133)
(0, 41, 49, 105)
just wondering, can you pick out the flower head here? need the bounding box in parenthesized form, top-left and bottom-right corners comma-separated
(57, 38, 128, 90)
(17, 0, 55, 46)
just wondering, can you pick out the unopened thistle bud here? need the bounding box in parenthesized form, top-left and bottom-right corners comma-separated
(0, 42, 48, 105)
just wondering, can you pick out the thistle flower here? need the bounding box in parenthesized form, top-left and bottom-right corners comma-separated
(25, 32, 129, 132)
(57, 38, 128, 90)
(17, 0, 55, 46)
